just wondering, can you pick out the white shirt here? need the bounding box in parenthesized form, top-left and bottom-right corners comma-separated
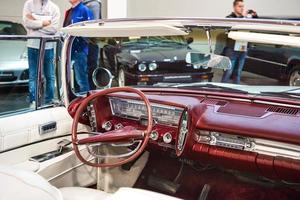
(23, 0, 60, 49)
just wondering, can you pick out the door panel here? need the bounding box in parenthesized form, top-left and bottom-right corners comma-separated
(0, 36, 93, 187)
(0, 107, 72, 152)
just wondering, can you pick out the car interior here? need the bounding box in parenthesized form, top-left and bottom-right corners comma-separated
(1, 19, 300, 200)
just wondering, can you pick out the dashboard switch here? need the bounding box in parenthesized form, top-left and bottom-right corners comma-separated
(115, 123, 124, 130)
(163, 132, 173, 144)
(102, 121, 112, 131)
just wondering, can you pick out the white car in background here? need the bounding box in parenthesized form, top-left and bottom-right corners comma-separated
(0, 21, 28, 86)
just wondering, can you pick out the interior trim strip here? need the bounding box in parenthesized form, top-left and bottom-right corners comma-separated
(0, 133, 90, 154)
(47, 157, 95, 182)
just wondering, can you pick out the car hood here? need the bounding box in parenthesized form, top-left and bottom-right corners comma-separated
(119, 46, 190, 62)
(0, 40, 27, 62)
(0, 60, 28, 71)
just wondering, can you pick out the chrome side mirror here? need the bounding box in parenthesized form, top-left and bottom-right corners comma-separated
(92, 67, 113, 89)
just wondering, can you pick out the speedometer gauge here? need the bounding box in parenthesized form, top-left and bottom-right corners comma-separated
(177, 110, 189, 152)
(109, 98, 183, 126)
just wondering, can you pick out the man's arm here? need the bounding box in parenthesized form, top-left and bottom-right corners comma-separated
(39, 5, 61, 35)
(23, 1, 44, 30)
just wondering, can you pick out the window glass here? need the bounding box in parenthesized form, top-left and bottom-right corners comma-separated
(0, 38, 40, 116)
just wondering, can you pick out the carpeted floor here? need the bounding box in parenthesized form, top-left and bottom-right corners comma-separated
(134, 152, 300, 200)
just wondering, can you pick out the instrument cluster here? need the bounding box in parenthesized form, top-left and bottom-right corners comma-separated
(109, 97, 184, 126)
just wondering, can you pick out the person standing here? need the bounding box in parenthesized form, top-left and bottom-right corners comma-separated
(23, 0, 60, 106)
(83, 0, 102, 89)
(222, 0, 257, 84)
(63, 0, 94, 93)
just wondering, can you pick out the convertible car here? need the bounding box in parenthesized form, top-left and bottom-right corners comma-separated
(1, 18, 300, 200)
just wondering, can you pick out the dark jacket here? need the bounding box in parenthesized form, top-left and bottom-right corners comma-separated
(226, 12, 244, 18)
(224, 12, 245, 56)
(227, 12, 258, 19)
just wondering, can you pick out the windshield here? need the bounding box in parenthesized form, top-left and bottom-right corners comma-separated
(121, 36, 186, 48)
(0, 21, 26, 35)
(69, 25, 300, 99)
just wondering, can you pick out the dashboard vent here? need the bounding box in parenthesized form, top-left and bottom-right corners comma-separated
(202, 99, 228, 106)
(267, 106, 299, 116)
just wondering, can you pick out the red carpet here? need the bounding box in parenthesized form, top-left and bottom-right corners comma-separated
(134, 152, 300, 200)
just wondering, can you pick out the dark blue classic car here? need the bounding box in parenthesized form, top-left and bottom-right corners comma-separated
(244, 42, 300, 86)
(243, 17, 300, 86)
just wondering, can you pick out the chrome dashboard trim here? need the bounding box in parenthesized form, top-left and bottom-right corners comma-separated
(196, 131, 300, 160)
(246, 56, 287, 67)
(252, 138, 300, 160)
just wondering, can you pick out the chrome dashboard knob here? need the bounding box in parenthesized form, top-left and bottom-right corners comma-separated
(150, 131, 159, 141)
(163, 132, 172, 144)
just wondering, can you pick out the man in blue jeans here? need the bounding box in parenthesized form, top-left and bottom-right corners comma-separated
(63, 0, 94, 93)
(222, 0, 247, 84)
(221, 48, 247, 84)
(23, 0, 60, 106)
(27, 48, 55, 103)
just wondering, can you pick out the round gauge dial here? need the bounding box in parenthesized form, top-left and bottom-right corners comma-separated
(177, 110, 189, 153)
(163, 132, 173, 144)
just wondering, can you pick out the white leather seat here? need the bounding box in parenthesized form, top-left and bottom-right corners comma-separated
(0, 165, 181, 200)
(60, 187, 111, 200)
(0, 165, 64, 200)
(106, 187, 181, 200)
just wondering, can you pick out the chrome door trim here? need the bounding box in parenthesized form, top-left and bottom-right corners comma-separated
(247, 56, 287, 67)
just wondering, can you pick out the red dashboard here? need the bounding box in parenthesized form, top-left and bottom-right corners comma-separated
(68, 89, 300, 183)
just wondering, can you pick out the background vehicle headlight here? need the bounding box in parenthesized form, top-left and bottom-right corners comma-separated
(149, 63, 158, 71)
(138, 63, 147, 72)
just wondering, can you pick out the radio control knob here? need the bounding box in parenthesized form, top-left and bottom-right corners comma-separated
(163, 132, 172, 144)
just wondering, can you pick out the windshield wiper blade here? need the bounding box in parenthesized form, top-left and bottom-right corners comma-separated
(259, 91, 300, 99)
(174, 83, 249, 94)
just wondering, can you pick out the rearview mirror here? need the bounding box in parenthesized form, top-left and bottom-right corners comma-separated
(92, 67, 113, 89)
(186, 52, 232, 70)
